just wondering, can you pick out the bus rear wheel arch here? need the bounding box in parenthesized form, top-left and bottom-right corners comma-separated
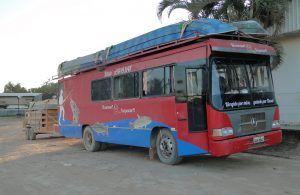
(155, 128, 182, 165)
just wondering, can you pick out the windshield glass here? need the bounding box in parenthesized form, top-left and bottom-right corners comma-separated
(211, 58, 275, 110)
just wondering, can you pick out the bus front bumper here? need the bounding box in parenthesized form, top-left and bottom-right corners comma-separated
(209, 130, 282, 157)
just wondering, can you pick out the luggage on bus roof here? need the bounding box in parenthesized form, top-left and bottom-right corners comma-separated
(58, 18, 240, 77)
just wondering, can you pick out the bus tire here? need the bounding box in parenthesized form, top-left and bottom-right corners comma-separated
(156, 128, 182, 165)
(28, 128, 36, 140)
(99, 143, 108, 151)
(83, 126, 100, 152)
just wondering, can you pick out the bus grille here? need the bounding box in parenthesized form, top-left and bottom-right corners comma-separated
(240, 113, 266, 134)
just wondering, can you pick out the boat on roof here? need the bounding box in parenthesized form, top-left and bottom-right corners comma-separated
(57, 18, 268, 77)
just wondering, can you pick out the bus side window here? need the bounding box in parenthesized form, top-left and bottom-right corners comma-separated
(142, 66, 172, 97)
(91, 78, 111, 101)
(186, 69, 203, 96)
(114, 72, 139, 99)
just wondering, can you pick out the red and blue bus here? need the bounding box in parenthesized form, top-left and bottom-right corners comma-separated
(56, 19, 282, 164)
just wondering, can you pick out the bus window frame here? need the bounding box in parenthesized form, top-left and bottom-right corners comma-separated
(174, 62, 208, 103)
(91, 77, 113, 102)
(141, 65, 175, 99)
(113, 71, 140, 101)
(91, 64, 175, 103)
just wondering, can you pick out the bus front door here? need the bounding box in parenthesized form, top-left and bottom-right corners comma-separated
(186, 68, 207, 132)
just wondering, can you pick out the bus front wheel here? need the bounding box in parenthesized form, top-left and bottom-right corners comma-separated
(156, 128, 182, 165)
(83, 126, 101, 152)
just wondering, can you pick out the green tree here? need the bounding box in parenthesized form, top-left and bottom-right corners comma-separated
(29, 82, 58, 100)
(248, 0, 291, 36)
(157, 0, 219, 20)
(157, 0, 290, 29)
(4, 82, 27, 93)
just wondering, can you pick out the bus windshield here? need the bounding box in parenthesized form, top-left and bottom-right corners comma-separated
(211, 58, 276, 110)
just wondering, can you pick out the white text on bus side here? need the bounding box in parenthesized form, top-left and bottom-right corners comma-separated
(104, 65, 132, 77)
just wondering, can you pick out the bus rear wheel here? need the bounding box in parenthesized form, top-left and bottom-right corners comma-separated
(156, 128, 182, 165)
(83, 126, 101, 152)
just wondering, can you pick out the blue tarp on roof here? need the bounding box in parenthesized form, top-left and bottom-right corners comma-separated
(107, 18, 237, 61)
(58, 18, 238, 76)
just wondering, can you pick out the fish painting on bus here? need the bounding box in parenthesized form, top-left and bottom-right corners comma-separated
(130, 115, 152, 129)
(92, 123, 109, 136)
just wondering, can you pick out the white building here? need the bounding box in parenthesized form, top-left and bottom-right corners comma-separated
(272, 0, 300, 130)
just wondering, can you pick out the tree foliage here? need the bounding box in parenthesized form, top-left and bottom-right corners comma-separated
(249, 0, 291, 36)
(157, 0, 219, 20)
(157, 0, 291, 69)
(157, 0, 291, 30)
(4, 82, 27, 93)
(3, 81, 59, 100)
(29, 82, 58, 100)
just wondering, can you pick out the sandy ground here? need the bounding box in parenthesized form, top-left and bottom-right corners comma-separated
(0, 117, 300, 195)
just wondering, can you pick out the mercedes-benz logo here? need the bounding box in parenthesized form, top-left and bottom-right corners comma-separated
(250, 117, 258, 127)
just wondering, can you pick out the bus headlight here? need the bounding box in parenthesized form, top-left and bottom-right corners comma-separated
(213, 127, 234, 137)
(272, 120, 280, 129)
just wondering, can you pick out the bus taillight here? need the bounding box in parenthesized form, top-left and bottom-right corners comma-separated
(272, 107, 281, 130)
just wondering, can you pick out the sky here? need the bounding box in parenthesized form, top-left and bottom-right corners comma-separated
(0, 0, 188, 92)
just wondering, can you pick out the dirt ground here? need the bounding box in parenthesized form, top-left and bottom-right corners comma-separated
(249, 131, 300, 159)
(0, 117, 300, 195)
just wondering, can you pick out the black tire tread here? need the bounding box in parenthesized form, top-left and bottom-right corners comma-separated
(83, 126, 101, 152)
(156, 128, 182, 165)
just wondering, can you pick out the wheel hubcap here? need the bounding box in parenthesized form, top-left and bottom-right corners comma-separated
(159, 134, 173, 158)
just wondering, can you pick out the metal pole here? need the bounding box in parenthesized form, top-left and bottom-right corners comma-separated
(17, 95, 22, 117)
(17, 96, 19, 116)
